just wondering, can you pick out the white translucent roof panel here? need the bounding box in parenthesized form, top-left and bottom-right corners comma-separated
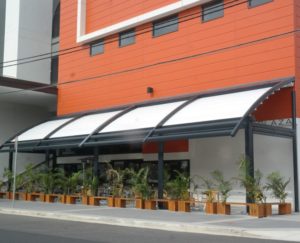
(164, 87, 271, 126)
(50, 110, 122, 138)
(16, 118, 73, 142)
(100, 101, 186, 133)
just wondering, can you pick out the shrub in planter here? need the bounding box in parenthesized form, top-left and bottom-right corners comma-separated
(128, 167, 154, 210)
(199, 176, 218, 214)
(235, 158, 267, 217)
(265, 171, 291, 215)
(211, 170, 232, 215)
(165, 171, 192, 212)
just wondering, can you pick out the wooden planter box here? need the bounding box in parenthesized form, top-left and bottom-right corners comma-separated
(6, 192, 13, 200)
(168, 200, 178, 211)
(144, 200, 156, 210)
(279, 203, 292, 215)
(205, 202, 218, 214)
(114, 198, 126, 208)
(66, 195, 80, 204)
(249, 204, 265, 218)
(15, 192, 27, 201)
(107, 197, 115, 207)
(217, 203, 230, 215)
(27, 193, 45, 202)
(45, 194, 66, 203)
(135, 198, 144, 209)
(264, 203, 272, 217)
(82, 196, 89, 205)
(178, 200, 190, 212)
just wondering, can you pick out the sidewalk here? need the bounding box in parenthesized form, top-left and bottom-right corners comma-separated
(0, 199, 299, 242)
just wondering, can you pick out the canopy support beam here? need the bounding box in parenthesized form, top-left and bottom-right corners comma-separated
(245, 117, 254, 205)
(158, 142, 164, 209)
(292, 90, 299, 212)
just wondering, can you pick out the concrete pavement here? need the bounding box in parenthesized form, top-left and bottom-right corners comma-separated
(0, 199, 299, 242)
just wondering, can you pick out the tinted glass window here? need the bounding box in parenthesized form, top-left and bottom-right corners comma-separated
(153, 15, 178, 37)
(202, 0, 224, 22)
(90, 40, 104, 56)
(249, 0, 272, 7)
(119, 29, 135, 47)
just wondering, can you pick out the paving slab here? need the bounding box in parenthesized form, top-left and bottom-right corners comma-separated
(0, 199, 299, 242)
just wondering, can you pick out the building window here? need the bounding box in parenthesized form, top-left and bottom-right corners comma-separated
(51, 56, 59, 84)
(202, 0, 224, 22)
(153, 15, 178, 37)
(90, 40, 104, 56)
(248, 0, 272, 7)
(119, 29, 135, 47)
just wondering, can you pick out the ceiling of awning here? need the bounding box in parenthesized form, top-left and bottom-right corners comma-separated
(1, 77, 294, 153)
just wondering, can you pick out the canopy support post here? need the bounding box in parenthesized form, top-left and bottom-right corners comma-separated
(8, 151, 13, 191)
(292, 90, 299, 212)
(45, 150, 50, 168)
(93, 147, 99, 196)
(158, 142, 164, 209)
(245, 117, 254, 205)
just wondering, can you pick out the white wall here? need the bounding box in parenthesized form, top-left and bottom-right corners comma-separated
(2, 0, 20, 78)
(0, 101, 53, 179)
(2, 0, 53, 83)
(189, 131, 295, 206)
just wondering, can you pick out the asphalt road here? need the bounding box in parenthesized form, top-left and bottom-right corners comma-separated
(0, 214, 292, 243)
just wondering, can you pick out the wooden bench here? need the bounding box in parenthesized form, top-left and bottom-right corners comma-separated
(27, 193, 45, 202)
(227, 202, 281, 218)
(0, 192, 7, 199)
(89, 196, 109, 206)
(45, 194, 66, 203)
(65, 195, 81, 204)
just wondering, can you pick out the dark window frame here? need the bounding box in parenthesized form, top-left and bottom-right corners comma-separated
(248, 0, 273, 8)
(152, 14, 179, 38)
(119, 29, 136, 47)
(201, 0, 224, 23)
(90, 39, 104, 56)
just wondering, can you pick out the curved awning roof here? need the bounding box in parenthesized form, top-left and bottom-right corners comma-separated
(1, 77, 294, 152)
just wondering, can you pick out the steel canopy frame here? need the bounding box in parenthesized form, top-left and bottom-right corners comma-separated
(0, 76, 295, 153)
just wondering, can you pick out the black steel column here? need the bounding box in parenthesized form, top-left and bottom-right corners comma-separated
(52, 151, 57, 170)
(292, 90, 299, 212)
(8, 152, 13, 191)
(245, 118, 254, 204)
(45, 150, 50, 168)
(93, 147, 99, 196)
(93, 147, 99, 177)
(158, 142, 164, 205)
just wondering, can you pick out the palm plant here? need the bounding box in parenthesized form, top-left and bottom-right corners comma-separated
(64, 171, 81, 195)
(3, 168, 13, 191)
(165, 171, 191, 200)
(198, 175, 217, 202)
(265, 171, 290, 203)
(39, 168, 66, 194)
(211, 170, 232, 203)
(106, 164, 130, 197)
(235, 157, 265, 203)
(128, 167, 153, 200)
(23, 163, 40, 193)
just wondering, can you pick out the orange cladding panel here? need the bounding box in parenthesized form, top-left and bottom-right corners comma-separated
(59, 0, 296, 118)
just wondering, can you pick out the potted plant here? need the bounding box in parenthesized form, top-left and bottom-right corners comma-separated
(165, 171, 192, 212)
(199, 176, 218, 214)
(129, 167, 155, 210)
(211, 170, 232, 215)
(64, 171, 81, 204)
(3, 168, 13, 199)
(265, 171, 291, 215)
(236, 158, 266, 218)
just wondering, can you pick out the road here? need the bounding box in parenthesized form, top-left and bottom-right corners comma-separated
(0, 214, 292, 243)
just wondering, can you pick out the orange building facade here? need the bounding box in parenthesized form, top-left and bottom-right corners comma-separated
(49, 0, 300, 210)
(59, 0, 298, 118)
